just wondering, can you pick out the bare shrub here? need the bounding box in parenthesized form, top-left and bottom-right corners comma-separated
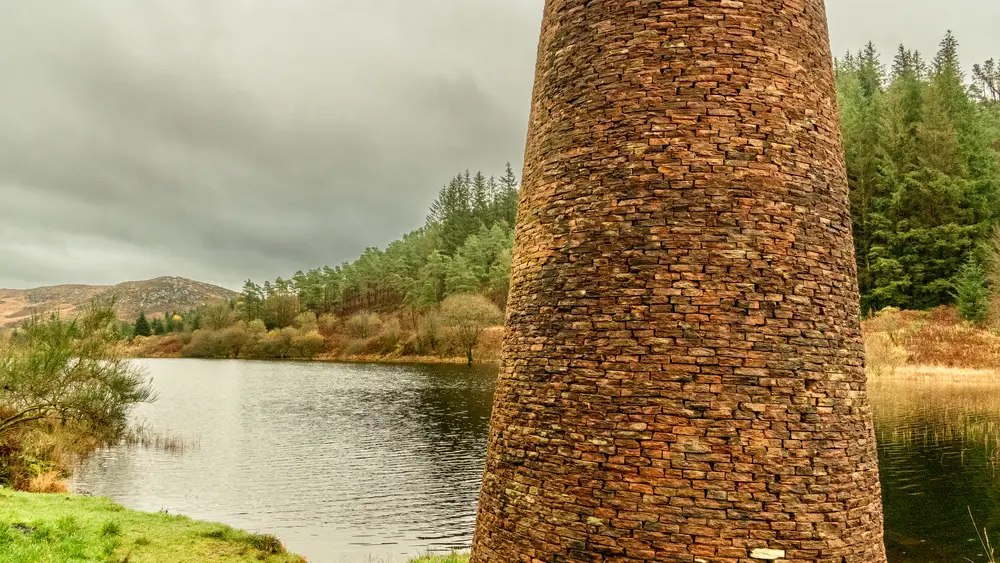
(414, 311, 443, 354)
(864, 332, 907, 379)
(440, 293, 504, 365)
(317, 314, 339, 338)
(345, 312, 382, 340)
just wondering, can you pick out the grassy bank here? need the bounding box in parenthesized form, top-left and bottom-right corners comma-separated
(0, 490, 304, 563)
(410, 557, 469, 563)
(863, 307, 1000, 380)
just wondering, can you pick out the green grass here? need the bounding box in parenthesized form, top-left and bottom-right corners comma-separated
(0, 489, 304, 562)
(409, 556, 470, 563)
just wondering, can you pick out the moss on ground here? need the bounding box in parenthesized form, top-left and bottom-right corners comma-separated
(0, 489, 304, 562)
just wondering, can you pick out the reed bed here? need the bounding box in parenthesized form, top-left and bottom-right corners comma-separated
(119, 425, 198, 454)
(870, 378, 1000, 469)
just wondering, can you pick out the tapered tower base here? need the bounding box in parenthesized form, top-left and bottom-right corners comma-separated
(471, 1, 887, 562)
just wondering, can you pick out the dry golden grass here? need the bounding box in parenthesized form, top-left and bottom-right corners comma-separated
(126, 334, 186, 358)
(863, 307, 1000, 379)
(26, 470, 68, 494)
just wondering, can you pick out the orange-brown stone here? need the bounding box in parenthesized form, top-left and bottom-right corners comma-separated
(470, 1, 887, 562)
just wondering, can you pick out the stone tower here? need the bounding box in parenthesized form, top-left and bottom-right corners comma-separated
(471, 1, 887, 562)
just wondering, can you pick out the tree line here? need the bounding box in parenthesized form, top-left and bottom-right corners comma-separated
(836, 32, 1000, 317)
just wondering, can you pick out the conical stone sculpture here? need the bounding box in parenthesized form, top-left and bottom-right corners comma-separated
(471, 1, 887, 562)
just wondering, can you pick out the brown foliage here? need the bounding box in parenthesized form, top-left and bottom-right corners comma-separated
(862, 307, 1000, 371)
(26, 470, 68, 494)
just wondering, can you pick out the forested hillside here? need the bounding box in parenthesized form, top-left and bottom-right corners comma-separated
(243, 164, 519, 322)
(836, 32, 1000, 315)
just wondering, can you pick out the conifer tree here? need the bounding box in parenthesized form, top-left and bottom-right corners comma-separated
(133, 312, 152, 338)
(955, 258, 990, 323)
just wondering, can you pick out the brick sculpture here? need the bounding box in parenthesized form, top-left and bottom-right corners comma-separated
(470, 1, 887, 562)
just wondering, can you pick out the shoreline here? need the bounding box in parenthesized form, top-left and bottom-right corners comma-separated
(126, 352, 499, 367)
(870, 364, 1000, 382)
(1, 489, 469, 563)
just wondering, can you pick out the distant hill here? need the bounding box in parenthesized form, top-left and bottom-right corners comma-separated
(0, 277, 239, 327)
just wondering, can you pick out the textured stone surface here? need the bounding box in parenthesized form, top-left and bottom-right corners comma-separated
(470, 0, 887, 562)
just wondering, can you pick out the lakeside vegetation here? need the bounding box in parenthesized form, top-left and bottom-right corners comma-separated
(0, 486, 464, 563)
(0, 305, 154, 492)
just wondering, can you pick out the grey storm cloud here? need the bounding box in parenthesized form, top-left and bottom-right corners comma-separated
(0, 0, 995, 289)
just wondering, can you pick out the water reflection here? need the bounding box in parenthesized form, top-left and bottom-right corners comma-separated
(73, 359, 496, 563)
(873, 379, 1000, 562)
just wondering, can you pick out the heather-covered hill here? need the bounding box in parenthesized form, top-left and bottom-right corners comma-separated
(0, 276, 237, 327)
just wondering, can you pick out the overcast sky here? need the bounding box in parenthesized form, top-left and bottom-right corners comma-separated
(1, 0, 995, 290)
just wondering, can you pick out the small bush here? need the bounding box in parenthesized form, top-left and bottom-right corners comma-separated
(99, 521, 121, 537)
(415, 311, 443, 354)
(245, 533, 286, 554)
(864, 332, 907, 379)
(372, 317, 402, 355)
(181, 330, 223, 358)
(26, 471, 67, 494)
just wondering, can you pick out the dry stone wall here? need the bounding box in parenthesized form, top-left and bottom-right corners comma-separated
(471, 0, 887, 562)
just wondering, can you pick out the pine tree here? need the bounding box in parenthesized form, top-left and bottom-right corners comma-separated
(495, 162, 520, 226)
(133, 312, 152, 338)
(838, 43, 896, 312)
(973, 59, 1000, 104)
(410, 250, 449, 307)
(241, 280, 264, 321)
(152, 317, 166, 336)
(954, 258, 990, 323)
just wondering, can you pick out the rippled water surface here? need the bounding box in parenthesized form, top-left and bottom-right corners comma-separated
(74, 361, 1000, 562)
(873, 379, 1000, 562)
(73, 359, 496, 562)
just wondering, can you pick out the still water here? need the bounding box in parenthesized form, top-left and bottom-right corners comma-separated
(73, 360, 1000, 562)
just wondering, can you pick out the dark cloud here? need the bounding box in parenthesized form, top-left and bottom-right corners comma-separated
(0, 0, 993, 289)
